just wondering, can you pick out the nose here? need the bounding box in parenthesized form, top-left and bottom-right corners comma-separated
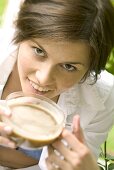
(35, 66, 55, 86)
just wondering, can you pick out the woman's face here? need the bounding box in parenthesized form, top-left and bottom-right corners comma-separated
(17, 39, 90, 101)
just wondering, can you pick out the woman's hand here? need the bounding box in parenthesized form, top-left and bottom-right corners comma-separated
(0, 105, 15, 148)
(46, 115, 100, 170)
(0, 105, 38, 168)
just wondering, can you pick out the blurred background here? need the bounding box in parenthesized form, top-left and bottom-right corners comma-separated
(0, 0, 23, 61)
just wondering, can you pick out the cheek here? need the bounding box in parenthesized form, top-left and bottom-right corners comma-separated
(17, 53, 30, 78)
(58, 71, 86, 90)
(57, 76, 78, 91)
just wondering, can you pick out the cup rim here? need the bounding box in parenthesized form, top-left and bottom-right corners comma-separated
(4, 91, 65, 143)
(6, 91, 65, 116)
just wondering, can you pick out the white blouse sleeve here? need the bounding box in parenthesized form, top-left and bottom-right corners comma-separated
(63, 71, 114, 159)
(84, 81, 114, 158)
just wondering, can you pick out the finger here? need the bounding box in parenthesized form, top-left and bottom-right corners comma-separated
(0, 122, 12, 135)
(52, 139, 79, 164)
(72, 115, 85, 143)
(46, 158, 53, 170)
(50, 139, 95, 170)
(47, 148, 72, 170)
(61, 129, 85, 152)
(48, 145, 54, 156)
(0, 136, 16, 148)
(46, 159, 62, 170)
(0, 105, 11, 116)
(48, 145, 65, 169)
(46, 157, 61, 170)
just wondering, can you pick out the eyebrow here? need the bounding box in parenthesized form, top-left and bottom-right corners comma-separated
(31, 39, 86, 67)
(63, 62, 85, 66)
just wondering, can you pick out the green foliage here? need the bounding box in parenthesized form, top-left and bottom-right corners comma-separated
(0, 0, 8, 25)
(98, 126, 114, 170)
(106, 126, 114, 151)
(111, 0, 114, 6)
(107, 0, 114, 75)
(106, 49, 114, 75)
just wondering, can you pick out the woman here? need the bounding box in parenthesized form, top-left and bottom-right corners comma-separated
(0, 0, 114, 170)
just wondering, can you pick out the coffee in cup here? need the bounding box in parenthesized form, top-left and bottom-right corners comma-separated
(2, 91, 65, 147)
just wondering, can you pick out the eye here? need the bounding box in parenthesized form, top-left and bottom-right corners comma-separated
(33, 47, 45, 57)
(61, 64, 77, 72)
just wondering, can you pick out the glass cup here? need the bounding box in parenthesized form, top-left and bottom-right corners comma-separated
(1, 91, 65, 160)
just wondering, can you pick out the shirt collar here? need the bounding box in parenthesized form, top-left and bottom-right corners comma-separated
(58, 76, 111, 116)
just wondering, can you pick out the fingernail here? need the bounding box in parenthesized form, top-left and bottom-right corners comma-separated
(4, 126, 12, 133)
(0, 105, 11, 116)
(3, 108, 11, 116)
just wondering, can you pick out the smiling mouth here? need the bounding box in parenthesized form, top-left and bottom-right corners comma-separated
(29, 80, 52, 92)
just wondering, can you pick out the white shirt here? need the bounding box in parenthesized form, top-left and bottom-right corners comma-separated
(0, 52, 114, 170)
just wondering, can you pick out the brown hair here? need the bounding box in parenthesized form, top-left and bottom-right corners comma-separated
(13, 0, 114, 82)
